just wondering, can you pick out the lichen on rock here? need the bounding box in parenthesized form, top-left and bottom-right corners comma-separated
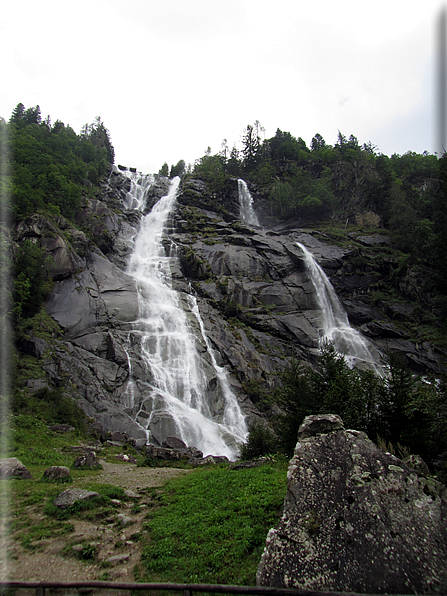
(257, 414, 447, 594)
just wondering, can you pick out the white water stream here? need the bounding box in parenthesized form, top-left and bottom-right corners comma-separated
(297, 242, 382, 373)
(238, 179, 259, 225)
(123, 171, 247, 458)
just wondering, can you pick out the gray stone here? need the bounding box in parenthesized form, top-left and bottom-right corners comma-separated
(116, 514, 133, 526)
(73, 451, 100, 468)
(297, 413, 344, 439)
(0, 458, 32, 479)
(42, 466, 71, 480)
(355, 234, 390, 246)
(257, 414, 447, 594)
(104, 553, 130, 564)
(161, 436, 187, 450)
(115, 453, 137, 464)
(144, 445, 181, 461)
(124, 489, 141, 499)
(53, 488, 99, 509)
(72, 544, 84, 553)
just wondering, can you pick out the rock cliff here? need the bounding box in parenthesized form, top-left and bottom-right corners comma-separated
(13, 169, 444, 451)
(257, 414, 447, 594)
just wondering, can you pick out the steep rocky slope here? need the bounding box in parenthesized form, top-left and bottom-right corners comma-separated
(13, 168, 445, 452)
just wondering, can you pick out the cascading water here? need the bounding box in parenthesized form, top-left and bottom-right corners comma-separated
(297, 242, 382, 373)
(238, 179, 259, 225)
(123, 171, 247, 459)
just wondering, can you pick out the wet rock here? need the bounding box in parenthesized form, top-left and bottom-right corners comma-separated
(257, 414, 447, 594)
(144, 445, 181, 461)
(197, 455, 230, 465)
(161, 436, 187, 450)
(361, 319, 409, 339)
(109, 431, 128, 443)
(185, 447, 204, 459)
(0, 458, 32, 479)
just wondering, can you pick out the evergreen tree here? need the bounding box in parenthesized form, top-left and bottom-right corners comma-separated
(170, 159, 185, 178)
(159, 162, 169, 176)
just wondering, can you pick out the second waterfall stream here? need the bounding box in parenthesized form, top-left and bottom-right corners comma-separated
(297, 242, 383, 374)
(123, 171, 247, 459)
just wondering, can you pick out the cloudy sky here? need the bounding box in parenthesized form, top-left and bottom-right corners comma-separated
(1, 0, 445, 174)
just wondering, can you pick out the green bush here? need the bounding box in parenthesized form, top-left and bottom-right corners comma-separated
(13, 240, 50, 320)
(13, 387, 87, 432)
(240, 423, 277, 460)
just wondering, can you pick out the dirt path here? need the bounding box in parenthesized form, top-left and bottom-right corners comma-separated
(3, 461, 191, 583)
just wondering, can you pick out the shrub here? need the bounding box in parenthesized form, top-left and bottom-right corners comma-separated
(240, 423, 277, 460)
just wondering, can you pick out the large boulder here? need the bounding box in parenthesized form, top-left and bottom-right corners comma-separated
(42, 466, 72, 481)
(0, 458, 32, 479)
(257, 414, 447, 594)
(53, 488, 99, 509)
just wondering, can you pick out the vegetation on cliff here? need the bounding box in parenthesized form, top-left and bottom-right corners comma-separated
(241, 343, 447, 466)
(3, 103, 114, 222)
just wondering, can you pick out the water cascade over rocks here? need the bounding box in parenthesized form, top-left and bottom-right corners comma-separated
(297, 242, 382, 373)
(238, 179, 259, 225)
(123, 171, 247, 459)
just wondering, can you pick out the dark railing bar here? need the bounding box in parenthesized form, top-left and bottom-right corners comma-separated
(0, 580, 414, 596)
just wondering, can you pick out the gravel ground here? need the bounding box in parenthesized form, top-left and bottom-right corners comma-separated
(2, 461, 191, 584)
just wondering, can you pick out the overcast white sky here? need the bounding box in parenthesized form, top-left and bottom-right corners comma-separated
(1, 0, 445, 174)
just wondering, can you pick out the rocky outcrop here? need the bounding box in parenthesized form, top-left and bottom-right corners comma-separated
(14, 170, 443, 453)
(257, 414, 447, 594)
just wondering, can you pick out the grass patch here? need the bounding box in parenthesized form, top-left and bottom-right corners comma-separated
(7, 478, 76, 550)
(7, 414, 86, 469)
(141, 460, 287, 585)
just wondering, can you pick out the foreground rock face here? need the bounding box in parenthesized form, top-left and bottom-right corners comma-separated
(257, 414, 447, 594)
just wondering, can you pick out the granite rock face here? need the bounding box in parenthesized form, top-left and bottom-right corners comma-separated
(256, 414, 447, 594)
(13, 170, 443, 450)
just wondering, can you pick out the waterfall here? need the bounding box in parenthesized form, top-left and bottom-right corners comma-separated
(238, 179, 259, 225)
(123, 171, 247, 459)
(297, 242, 382, 373)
